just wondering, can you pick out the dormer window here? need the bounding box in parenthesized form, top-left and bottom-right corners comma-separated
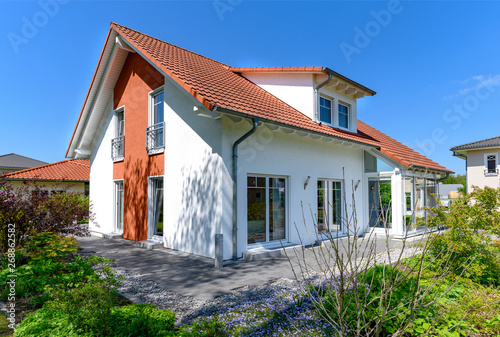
(338, 103, 349, 129)
(319, 96, 332, 125)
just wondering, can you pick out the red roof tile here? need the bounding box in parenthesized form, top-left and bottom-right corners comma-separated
(0, 159, 90, 181)
(110, 23, 380, 147)
(358, 121, 452, 173)
(69, 23, 451, 173)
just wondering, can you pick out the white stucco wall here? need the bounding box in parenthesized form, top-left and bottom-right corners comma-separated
(243, 73, 316, 120)
(89, 98, 115, 233)
(466, 148, 500, 190)
(162, 78, 228, 259)
(222, 118, 366, 259)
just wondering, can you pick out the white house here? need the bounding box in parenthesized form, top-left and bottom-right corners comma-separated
(66, 23, 452, 261)
(451, 136, 500, 192)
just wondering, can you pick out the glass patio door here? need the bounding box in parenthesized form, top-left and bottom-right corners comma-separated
(247, 176, 286, 244)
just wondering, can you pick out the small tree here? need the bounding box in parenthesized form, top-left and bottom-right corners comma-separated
(0, 180, 93, 253)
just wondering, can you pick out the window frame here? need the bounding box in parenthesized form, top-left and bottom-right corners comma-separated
(147, 175, 164, 242)
(317, 179, 343, 234)
(338, 101, 350, 130)
(318, 95, 334, 126)
(149, 86, 165, 126)
(247, 174, 289, 246)
(484, 153, 498, 175)
(113, 180, 124, 234)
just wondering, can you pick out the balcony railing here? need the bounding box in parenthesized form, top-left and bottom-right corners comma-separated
(111, 135, 124, 161)
(146, 122, 165, 154)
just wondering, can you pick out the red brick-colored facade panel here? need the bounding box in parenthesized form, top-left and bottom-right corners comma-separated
(113, 52, 165, 241)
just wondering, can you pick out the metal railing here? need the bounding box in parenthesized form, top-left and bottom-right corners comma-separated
(146, 122, 165, 153)
(484, 168, 499, 175)
(111, 135, 124, 161)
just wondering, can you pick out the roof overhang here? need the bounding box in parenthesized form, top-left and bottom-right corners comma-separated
(451, 145, 500, 159)
(214, 106, 379, 150)
(66, 29, 135, 159)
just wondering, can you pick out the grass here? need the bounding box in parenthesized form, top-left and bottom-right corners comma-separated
(0, 311, 13, 337)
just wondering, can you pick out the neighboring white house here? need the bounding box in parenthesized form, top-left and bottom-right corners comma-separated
(66, 23, 452, 261)
(451, 136, 500, 192)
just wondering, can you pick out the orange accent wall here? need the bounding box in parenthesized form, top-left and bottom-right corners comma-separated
(113, 53, 165, 241)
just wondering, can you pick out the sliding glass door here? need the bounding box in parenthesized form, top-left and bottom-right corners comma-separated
(247, 176, 286, 245)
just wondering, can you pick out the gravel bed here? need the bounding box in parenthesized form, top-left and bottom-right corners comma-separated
(112, 267, 300, 326)
(90, 245, 422, 327)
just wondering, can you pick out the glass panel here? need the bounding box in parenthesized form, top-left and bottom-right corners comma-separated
(414, 178, 426, 229)
(368, 179, 392, 228)
(338, 104, 349, 129)
(116, 111, 124, 137)
(269, 178, 286, 241)
(317, 180, 328, 233)
(426, 179, 436, 209)
(487, 155, 496, 173)
(154, 92, 164, 124)
(332, 181, 342, 231)
(115, 181, 124, 232)
(154, 180, 164, 236)
(319, 97, 332, 124)
(247, 177, 266, 244)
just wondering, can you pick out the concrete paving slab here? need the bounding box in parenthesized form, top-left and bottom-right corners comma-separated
(76, 233, 415, 302)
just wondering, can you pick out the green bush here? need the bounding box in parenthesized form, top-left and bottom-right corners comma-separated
(0, 233, 117, 307)
(177, 315, 228, 337)
(111, 303, 176, 336)
(16, 302, 176, 337)
(427, 186, 500, 285)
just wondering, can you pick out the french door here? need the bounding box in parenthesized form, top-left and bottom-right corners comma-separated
(247, 176, 287, 245)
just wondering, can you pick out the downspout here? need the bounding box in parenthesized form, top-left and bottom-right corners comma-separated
(314, 70, 334, 121)
(232, 117, 260, 260)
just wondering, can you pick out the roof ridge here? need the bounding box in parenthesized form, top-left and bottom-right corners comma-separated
(111, 22, 231, 69)
(452, 135, 500, 149)
(0, 153, 47, 163)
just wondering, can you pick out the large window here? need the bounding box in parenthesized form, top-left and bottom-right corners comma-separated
(317, 180, 342, 233)
(114, 181, 124, 233)
(147, 88, 165, 153)
(338, 103, 349, 129)
(319, 96, 332, 124)
(247, 176, 286, 244)
(485, 153, 498, 175)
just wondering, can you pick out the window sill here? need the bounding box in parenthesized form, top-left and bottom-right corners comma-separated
(147, 148, 165, 156)
(112, 157, 124, 163)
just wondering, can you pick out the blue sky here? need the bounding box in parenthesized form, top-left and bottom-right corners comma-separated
(2, 0, 500, 175)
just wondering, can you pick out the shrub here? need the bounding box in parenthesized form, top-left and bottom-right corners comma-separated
(427, 186, 500, 285)
(0, 180, 93, 253)
(111, 303, 176, 336)
(16, 301, 176, 337)
(0, 233, 117, 307)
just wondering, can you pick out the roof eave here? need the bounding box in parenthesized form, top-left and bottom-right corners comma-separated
(213, 106, 379, 149)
